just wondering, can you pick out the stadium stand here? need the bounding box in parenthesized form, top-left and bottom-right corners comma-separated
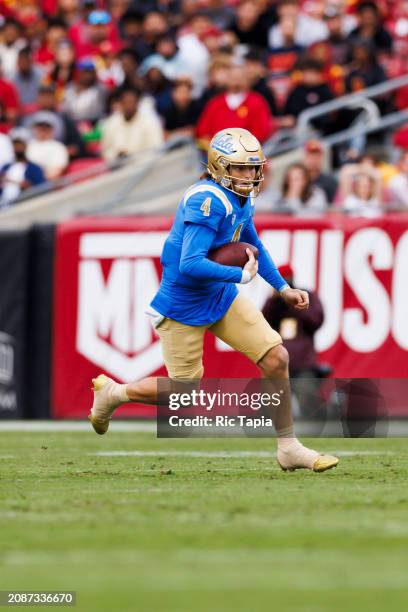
(0, 0, 407, 215)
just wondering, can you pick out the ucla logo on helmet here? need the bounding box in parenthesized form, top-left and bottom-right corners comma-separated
(212, 134, 237, 155)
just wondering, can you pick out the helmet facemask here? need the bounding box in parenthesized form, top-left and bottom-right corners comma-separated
(218, 161, 266, 197)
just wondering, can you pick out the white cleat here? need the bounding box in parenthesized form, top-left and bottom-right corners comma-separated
(277, 444, 339, 473)
(88, 374, 122, 435)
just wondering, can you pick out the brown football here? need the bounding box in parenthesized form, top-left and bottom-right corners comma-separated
(208, 242, 259, 268)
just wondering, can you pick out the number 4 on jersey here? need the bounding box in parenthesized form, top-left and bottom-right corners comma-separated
(200, 197, 211, 217)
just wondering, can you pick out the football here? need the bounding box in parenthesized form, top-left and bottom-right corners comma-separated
(208, 241, 259, 268)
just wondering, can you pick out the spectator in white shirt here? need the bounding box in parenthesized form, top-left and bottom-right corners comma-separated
(0, 18, 26, 78)
(0, 128, 46, 207)
(272, 163, 328, 215)
(27, 112, 69, 180)
(177, 13, 213, 97)
(387, 150, 408, 210)
(101, 86, 164, 162)
(62, 58, 106, 123)
(343, 172, 383, 217)
(268, 0, 328, 50)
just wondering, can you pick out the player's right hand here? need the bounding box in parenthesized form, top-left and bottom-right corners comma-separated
(241, 248, 258, 283)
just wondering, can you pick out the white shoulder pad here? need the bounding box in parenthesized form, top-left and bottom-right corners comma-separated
(183, 184, 233, 216)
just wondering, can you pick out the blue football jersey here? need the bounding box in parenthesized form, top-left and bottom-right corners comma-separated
(150, 178, 287, 326)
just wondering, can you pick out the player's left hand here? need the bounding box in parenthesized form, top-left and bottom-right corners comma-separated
(281, 288, 309, 310)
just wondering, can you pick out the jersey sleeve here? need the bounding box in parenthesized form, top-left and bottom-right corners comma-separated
(179, 223, 243, 283)
(183, 190, 229, 231)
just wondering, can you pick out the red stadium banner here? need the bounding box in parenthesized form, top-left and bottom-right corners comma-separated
(52, 214, 408, 419)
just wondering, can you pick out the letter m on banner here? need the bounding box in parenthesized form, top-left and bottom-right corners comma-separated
(76, 232, 167, 381)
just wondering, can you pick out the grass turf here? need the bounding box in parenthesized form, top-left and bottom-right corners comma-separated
(1, 431, 408, 611)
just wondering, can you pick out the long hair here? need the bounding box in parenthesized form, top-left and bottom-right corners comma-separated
(351, 172, 377, 200)
(282, 163, 313, 203)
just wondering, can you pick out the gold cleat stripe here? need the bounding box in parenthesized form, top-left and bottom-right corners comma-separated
(278, 456, 339, 473)
(312, 456, 339, 473)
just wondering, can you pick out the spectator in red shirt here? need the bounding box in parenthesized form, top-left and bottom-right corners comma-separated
(196, 63, 276, 147)
(67, 0, 97, 52)
(33, 18, 69, 68)
(71, 10, 119, 61)
(0, 58, 20, 124)
(393, 124, 408, 149)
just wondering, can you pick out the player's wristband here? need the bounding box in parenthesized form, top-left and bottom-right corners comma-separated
(279, 284, 291, 294)
(240, 270, 251, 284)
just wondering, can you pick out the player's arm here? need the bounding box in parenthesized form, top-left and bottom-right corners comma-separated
(179, 222, 246, 283)
(241, 217, 288, 291)
(180, 192, 254, 283)
(241, 217, 309, 309)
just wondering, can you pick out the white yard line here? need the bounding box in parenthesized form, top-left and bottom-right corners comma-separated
(0, 421, 155, 432)
(0, 419, 407, 437)
(0, 449, 395, 461)
(91, 450, 395, 458)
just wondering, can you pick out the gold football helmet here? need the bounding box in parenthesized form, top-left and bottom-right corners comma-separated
(207, 127, 267, 197)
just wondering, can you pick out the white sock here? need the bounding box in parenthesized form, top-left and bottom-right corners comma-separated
(118, 384, 130, 403)
(109, 382, 130, 404)
(276, 425, 300, 451)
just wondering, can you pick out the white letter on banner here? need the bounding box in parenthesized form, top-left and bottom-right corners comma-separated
(258, 230, 290, 267)
(76, 232, 167, 380)
(343, 228, 392, 352)
(78, 259, 132, 353)
(315, 230, 343, 352)
(132, 259, 160, 353)
(291, 230, 318, 290)
(392, 231, 408, 349)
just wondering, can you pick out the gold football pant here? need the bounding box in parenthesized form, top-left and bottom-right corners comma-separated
(156, 294, 282, 380)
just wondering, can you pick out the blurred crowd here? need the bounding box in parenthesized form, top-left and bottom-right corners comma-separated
(257, 140, 408, 216)
(0, 0, 408, 212)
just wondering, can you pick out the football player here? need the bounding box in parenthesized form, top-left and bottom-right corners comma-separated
(89, 127, 339, 472)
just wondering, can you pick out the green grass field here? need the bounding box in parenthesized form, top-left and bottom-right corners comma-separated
(1, 428, 408, 612)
